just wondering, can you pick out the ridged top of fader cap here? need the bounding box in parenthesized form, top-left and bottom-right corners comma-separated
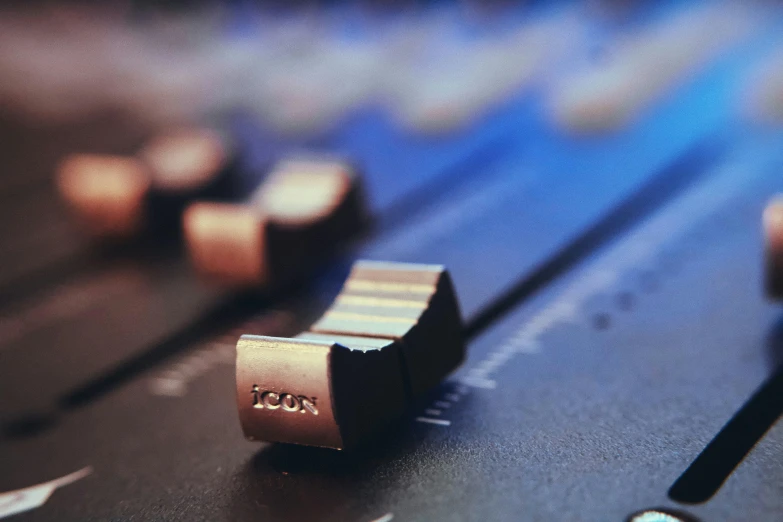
(140, 127, 229, 192)
(56, 153, 152, 238)
(253, 158, 354, 225)
(235, 260, 464, 449)
(184, 157, 361, 287)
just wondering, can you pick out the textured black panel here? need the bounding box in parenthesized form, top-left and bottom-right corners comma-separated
(3, 3, 783, 521)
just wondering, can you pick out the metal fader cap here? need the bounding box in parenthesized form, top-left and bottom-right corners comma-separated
(183, 157, 366, 288)
(764, 196, 783, 298)
(56, 154, 152, 238)
(140, 127, 230, 193)
(236, 261, 465, 449)
(56, 128, 235, 240)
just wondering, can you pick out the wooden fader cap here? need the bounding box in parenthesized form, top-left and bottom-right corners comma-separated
(55, 128, 232, 239)
(183, 158, 366, 287)
(236, 261, 465, 449)
(764, 196, 783, 298)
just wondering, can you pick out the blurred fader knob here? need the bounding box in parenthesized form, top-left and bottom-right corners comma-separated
(764, 196, 783, 298)
(140, 127, 231, 193)
(56, 128, 236, 239)
(56, 154, 152, 237)
(236, 261, 465, 449)
(183, 158, 366, 287)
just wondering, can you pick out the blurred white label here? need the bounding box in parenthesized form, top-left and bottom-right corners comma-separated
(0, 467, 92, 519)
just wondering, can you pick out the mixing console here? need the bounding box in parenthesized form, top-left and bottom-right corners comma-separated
(1, 1, 783, 520)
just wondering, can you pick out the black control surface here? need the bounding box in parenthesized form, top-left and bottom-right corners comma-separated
(2, 2, 783, 521)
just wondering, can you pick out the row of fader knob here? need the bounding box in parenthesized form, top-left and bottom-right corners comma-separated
(56, 129, 467, 450)
(56, 128, 367, 289)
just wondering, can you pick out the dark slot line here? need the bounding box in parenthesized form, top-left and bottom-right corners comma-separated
(0, 252, 97, 314)
(463, 140, 722, 340)
(60, 296, 252, 409)
(2, 294, 253, 438)
(0, 238, 204, 315)
(669, 365, 783, 504)
(0, 226, 186, 313)
(320, 137, 515, 267)
(374, 136, 513, 235)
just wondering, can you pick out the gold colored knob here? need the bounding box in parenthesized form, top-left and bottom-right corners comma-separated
(184, 158, 366, 288)
(236, 261, 465, 449)
(56, 154, 152, 238)
(140, 127, 229, 193)
(56, 128, 233, 239)
(764, 196, 783, 298)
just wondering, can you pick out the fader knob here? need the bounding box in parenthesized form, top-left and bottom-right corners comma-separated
(764, 196, 783, 298)
(56, 154, 152, 238)
(235, 261, 465, 449)
(183, 158, 367, 288)
(56, 128, 236, 239)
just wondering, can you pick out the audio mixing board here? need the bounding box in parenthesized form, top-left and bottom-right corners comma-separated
(1, 1, 783, 521)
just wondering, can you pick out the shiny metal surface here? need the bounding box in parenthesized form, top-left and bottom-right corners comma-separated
(764, 196, 783, 297)
(55, 128, 234, 240)
(184, 158, 366, 287)
(140, 128, 229, 192)
(56, 154, 151, 238)
(236, 261, 464, 449)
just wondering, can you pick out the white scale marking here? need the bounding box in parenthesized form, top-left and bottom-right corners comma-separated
(0, 467, 92, 520)
(149, 343, 235, 397)
(149, 311, 292, 397)
(416, 390, 464, 424)
(416, 417, 452, 426)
